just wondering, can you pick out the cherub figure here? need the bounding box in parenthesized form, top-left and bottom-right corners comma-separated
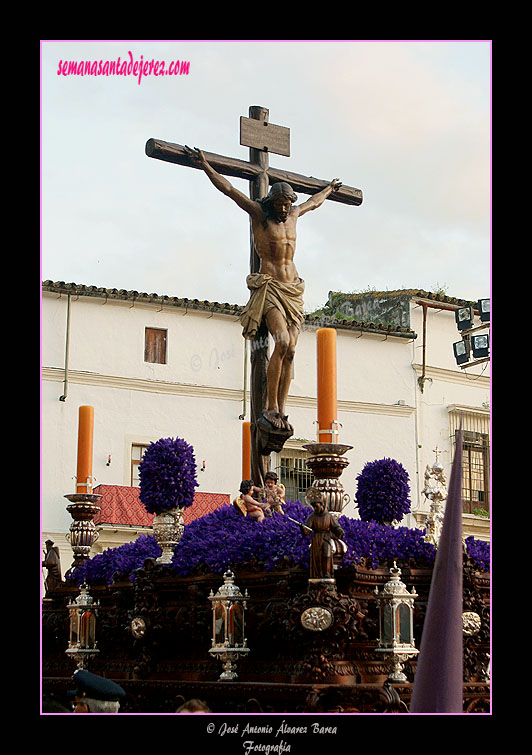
(233, 480, 272, 522)
(260, 471, 286, 514)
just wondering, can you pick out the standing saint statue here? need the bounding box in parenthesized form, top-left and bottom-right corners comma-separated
(301, 488, 345, 580)
(42, 539, 62, 593)
(184, 146, 342, 433)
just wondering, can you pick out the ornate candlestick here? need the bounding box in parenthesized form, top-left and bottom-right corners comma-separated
(305, 328, 353, 519)
(64, 493, 102, 568)
(303, 442, 353, 518)
(65, 405, 101, 568)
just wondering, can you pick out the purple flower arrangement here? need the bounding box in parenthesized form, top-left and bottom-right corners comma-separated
(67, 534, 161, 586)
(170, 501, 312, 576)
(65, 500, 491, 587)
(138, 436, 198, 514)
(464, 535, 490, 572)
(355, 457, 411, 524)
(339, 516, 437, 570)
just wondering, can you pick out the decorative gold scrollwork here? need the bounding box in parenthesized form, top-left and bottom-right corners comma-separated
(462, 611, 481, 636)
(131, 617, 147, 638)
(300, 606, 334, 632)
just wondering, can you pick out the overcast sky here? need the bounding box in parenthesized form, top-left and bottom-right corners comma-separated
(41, 40, 491, 314)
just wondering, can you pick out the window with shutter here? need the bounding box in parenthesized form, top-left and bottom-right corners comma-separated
(144, 327, 167, 364)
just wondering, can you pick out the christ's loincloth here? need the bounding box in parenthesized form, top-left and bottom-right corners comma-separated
(240, 273, 305, 339)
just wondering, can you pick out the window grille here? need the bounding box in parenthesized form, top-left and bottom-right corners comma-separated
(449, 408, 490, 515)
(274, 448, 313, 503)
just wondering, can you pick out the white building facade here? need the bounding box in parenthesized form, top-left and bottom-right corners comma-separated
(41, 282, 490, 574)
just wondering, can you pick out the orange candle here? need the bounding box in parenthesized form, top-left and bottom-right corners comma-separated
(317, 328, 337, 443)
(242, 421, 251, 481)
(76, 406, 94, 494)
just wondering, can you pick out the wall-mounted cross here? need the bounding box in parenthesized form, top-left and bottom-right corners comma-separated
(433, 447, 448, 463)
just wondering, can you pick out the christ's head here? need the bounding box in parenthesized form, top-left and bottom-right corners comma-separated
(259, 182, 297, 223)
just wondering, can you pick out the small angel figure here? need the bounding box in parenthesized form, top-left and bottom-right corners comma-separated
(260, 471, 286, 514)
(233, 480, 272, 522)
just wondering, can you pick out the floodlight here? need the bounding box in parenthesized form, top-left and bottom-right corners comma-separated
(471, 333, 489, 359)
(453, 337, 470, 365)
(455, 306, 474, 331)
(478, 298, 490, 322)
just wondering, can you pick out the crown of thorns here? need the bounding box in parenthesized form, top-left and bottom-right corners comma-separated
(265, 182, 297, 203)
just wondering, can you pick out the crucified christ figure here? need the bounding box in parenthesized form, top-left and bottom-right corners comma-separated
(184, 146, 342, 431)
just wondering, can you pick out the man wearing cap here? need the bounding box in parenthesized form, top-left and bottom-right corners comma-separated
(69, 669, 125, 713)
(184, 146, 341, 432)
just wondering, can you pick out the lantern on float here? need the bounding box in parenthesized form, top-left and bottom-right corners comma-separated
(208, 570, 249, 680)
(374, 562, 419, 682)
(66, 583, 100, 669)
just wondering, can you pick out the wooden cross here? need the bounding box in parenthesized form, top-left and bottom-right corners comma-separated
(145, 106, 363, 486)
